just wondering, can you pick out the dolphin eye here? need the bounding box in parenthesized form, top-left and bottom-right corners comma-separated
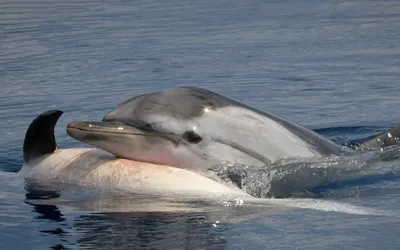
(182, 131, 202, 144)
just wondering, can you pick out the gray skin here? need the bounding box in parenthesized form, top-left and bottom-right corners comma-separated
(66, 87, 395, 170)
(359, 125, 400, 150)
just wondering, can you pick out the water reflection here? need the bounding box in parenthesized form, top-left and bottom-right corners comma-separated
(28, 204, 229, 249)
(26, 189, 235, 249)
(74, 212, 227, 250)
(25, 183, 296, 250)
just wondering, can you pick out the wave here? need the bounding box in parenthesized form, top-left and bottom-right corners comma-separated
(208, 146, 400, 198)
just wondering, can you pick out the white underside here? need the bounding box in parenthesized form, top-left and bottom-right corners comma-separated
(18, 149, 385, 216)
(19, 148, 248, 199)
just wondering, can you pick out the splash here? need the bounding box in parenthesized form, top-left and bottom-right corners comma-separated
(207, 146, 400, 198)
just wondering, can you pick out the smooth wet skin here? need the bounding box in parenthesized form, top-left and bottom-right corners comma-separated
(24, 100, 400, 200)
(359, 125, 400, 150)
(67, 87, 345, 170)
(67, 120, 218, 169)
(21, 148, 246, 198)
(22, 110, 246, 198)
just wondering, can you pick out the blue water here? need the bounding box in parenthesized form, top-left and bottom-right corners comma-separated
(1, 0, 400, 249)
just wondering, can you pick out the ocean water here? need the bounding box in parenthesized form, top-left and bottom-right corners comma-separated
(1, 0, 400, 249)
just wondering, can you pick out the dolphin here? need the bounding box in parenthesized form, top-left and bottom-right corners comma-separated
(67, 87, 349, 170)
(20, 88, 399, 199)
(358, 125, 400, 150)
(20, 110, 248, 198)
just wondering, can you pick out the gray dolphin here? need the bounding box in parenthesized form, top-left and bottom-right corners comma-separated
(359, 125, 400, 151)
(66, 87, 399, 170)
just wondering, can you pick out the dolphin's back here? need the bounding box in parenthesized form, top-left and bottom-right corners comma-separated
(359, 125, 400, 150)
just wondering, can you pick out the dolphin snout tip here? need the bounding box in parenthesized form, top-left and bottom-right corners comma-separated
(67, 122, 80, 129)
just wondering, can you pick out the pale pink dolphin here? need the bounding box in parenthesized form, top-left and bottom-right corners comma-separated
(20, 110, 248, 199)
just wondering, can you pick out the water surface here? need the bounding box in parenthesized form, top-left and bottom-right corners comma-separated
(1, 0, 400, 249)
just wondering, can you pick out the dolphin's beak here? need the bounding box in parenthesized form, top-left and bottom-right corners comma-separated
(66, 121, 218, 170)
(66, 121, 182, 159)
(66, 121, 180, 144)
(67, 121, 146, 139)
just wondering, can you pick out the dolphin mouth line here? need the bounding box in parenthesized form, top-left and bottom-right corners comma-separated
(66, 122, 172, 139)
(67, 122, 146, 136)
(66, 122, 182, 145)
(67, 126, 146, 136)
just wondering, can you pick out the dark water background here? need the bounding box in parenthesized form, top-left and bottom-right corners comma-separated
(1, 0, 400, 249)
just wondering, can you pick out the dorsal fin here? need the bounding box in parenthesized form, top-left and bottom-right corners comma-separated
(359, 125, 400, 150)
(23, 110, 63, 163)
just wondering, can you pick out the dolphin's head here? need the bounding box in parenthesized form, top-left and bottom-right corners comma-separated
(67, 87, 273, 170)
(67, 87, 338, 170)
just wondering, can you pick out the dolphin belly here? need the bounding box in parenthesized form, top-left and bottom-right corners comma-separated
(20, 148, 246, 198)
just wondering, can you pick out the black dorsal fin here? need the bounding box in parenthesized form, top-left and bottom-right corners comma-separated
(23, 110, 63, 163)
